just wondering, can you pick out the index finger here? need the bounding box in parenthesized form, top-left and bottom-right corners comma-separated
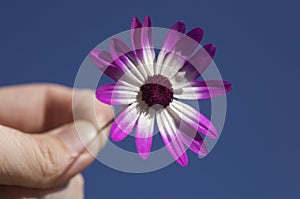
(0, 83, 112, 133)
(0, 84, 73, 133)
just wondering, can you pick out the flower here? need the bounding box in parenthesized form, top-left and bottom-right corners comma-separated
(90, 16, 232, 166)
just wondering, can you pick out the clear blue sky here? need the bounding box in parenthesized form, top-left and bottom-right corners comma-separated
(0, 0, 299, 198)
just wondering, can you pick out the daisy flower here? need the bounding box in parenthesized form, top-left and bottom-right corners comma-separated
(90, 16, 232, 166)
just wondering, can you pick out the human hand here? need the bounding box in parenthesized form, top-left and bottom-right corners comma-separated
(0, 84, 112, 198)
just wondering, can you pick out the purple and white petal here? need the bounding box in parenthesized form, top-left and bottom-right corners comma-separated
(173, 27, 204, 57)
(131, 17, 152, 77)
(159, 52, 187, 79)
(162, 21, 186, 51)
(89, 50, 124, 81)
(131, 17, 142, 54)
(167, 106, 208, 156)
(110, 38, 146, 84)
(159, 28, 204, 79)
(142, 17, 155, 76)
(135, 109, 155, 160)
(96, 83, 138, 105)
(141, 16, 155, 66)
(156, 21, 186, 74)
(174, 80, 232, 100)
(156, 109, 188, 166)
(172, 44, 216, 86)
(179, 130, 208, 156)
(171, 100, 219, 139)
(110, 102, 140, 142)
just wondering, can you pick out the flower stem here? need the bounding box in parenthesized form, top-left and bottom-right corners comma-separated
(97, 117, 115, 134)
(97, 105, 128, 134)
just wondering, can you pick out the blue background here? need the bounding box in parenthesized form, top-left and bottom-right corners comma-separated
(1, 0, 299, 198)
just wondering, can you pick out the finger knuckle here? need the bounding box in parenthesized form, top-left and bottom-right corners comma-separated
(35, 139, 64, 179)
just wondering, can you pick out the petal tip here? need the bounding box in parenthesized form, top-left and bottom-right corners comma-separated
(110, 122, 130, 142)
(206, 128, 219, 139)
(110, 131, 125, 142)
(136, 137, 153, 160)
(210, 133, 219, 139)
(142, 16, 152, 27)
(171, 20, 186, 33)
(199, 143, 209, 156)
(224, 80, 232, 90)
(138, 152, 150, 160)
(187, 27, 204, 43)
(90, 49, 100, 56)
(176, 156, 189, 167)
(203, 43, 217, 58)
(131, 17, 142, 29)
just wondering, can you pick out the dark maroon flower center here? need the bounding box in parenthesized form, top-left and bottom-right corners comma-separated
(140, 83, 173, 108)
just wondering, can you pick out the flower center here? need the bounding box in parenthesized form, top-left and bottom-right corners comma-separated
(140, 83, 173, 108)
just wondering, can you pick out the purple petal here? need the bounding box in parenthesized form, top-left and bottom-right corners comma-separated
(110, 38, 145, 84)
(167, 107, 208, 156)
(171, 100, 219, 139)
(135, 110, 155, 160)
(156, 110, 188, 166)
(110, 38, 132, 57)
(110, 102, 140, 142)
(140, 16, 155, 65)
(171, 20, 186, 33)
(155, 21, 185, 76)
(157, 27, 204, 78)
(131, 17, 143, 57)
(179, 131, 208, 156)
(174, 80, 232, 100)
(136, 136, 153, 160)
(131, 17, 142, 30)
(96, 83, 138, 105)
(176, 44, 217, 82)
(130, 17, 154, 76)
(171, 27, 204, 57)
(156, 21, 186, 75)
(161, 21, 186, 52)
(198, 113, 218, 139)
(159, 51, 187, 79)
(110, 38, 134, 69)
(203, 43, 216, 58)
(186, 28, 204, 43)
(110, 38, 143, 68)
(141, 16, 153, 47)
(89, 50, 124, 81)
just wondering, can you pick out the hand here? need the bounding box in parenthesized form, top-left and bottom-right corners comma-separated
(0, 84, 112, 198)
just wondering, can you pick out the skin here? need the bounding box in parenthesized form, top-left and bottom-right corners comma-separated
(0, 84, 113, 198)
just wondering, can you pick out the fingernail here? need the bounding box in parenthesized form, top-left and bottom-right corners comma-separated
(57, 120, 97, 156)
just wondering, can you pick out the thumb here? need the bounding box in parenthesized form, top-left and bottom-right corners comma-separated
(0, 120, 105, 189)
